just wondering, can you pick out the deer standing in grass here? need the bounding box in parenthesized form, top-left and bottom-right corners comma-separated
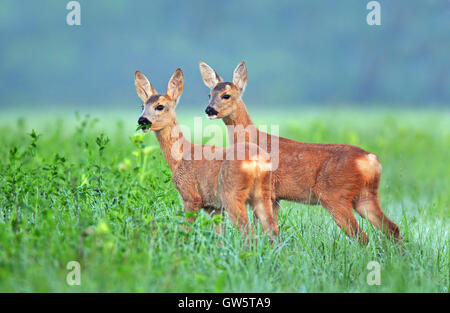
(135, 69, 278, 238)
(199, 61, 402, 244)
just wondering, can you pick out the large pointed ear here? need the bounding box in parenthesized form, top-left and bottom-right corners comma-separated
(232, 61, 247, 93)
(167, 68, 184, 104)
(199, 61, 222, 89)
(135, 71, 157, 102)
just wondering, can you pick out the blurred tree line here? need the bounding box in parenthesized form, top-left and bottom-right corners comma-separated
(0, 0, 448, 110)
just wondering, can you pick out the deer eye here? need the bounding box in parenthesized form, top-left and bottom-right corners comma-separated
(155, 105, 165, 111)
(222, 94, 231, 100)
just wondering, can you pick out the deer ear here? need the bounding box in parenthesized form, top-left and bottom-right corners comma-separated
(167, 68, 184, 104)
(199, 61, 222, 89)
(135, 71, 157, 102)
(232, 61, 247, 93)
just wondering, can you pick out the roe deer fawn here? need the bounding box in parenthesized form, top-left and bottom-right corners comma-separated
(199, 61, 402, 245)
(135, 68, 278, 238)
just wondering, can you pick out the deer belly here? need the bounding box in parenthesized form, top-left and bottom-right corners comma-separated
(273, 169, 319, 204)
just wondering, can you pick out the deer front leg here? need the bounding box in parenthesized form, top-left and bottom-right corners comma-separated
(272, 200, 281, 226)
(182, 198, 201, 233)
(205, 208, 225, 235)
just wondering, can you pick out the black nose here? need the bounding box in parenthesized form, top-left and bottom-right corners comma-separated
(205, 106, 218, 116)
(138, 116, 151, 125)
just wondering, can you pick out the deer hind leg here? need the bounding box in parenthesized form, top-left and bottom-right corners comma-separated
(221, 189, 252, 238)
(250, 194, 279, 238)
(251, 195, 280, 235)
(251, 198, 279, 238)
(320, 196, 369, 244)
(355, 189, 402, 243)
(250, 171, 278, 237)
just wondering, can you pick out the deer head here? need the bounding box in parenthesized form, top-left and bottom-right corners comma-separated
(135, 69, 184, 131)
(199, 61, 247, 119)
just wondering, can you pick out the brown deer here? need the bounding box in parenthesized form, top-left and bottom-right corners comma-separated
(199, 61, 402, 245)
(135, 68, 278, 238)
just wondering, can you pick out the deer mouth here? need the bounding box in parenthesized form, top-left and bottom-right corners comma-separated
(136, 122, 152, 133)
(205, 106, 219, 119)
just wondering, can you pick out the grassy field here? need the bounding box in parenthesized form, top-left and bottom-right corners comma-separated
(0, 109, 448, 292)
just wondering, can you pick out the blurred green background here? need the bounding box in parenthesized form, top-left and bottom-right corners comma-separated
(0, 0, 448, 112)
(0, 1, 449, 292)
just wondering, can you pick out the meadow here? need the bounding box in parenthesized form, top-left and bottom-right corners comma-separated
(0, 109, 448, 292)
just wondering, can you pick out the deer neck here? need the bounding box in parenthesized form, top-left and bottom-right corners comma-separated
(223, 99, 253, 128)
(154, 119, 188, 172)
(223, 99, 257, 144)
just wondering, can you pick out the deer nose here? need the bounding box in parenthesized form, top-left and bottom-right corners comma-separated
(205, 106, 218, 117)
(138, 116, 151, 125)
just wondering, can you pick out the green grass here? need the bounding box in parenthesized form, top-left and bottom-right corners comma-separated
(0, 109, 448, 292)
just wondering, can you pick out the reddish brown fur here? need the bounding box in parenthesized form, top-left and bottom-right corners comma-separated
(199, 61, 402, 244)
(135, 69, 278, 238)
